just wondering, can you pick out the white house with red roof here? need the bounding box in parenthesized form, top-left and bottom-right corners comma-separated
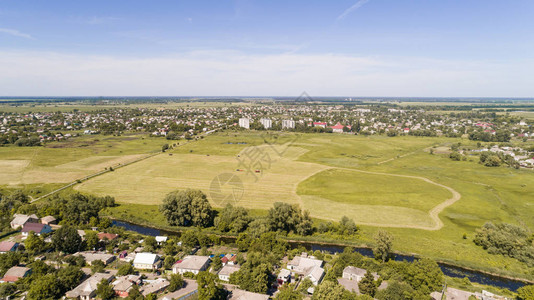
(330, 122, 350, 133)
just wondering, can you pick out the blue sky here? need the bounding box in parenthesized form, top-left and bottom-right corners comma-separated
(0, 0, 533, 97)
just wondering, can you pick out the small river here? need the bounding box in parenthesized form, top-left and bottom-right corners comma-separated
(113, 220, 529, 291)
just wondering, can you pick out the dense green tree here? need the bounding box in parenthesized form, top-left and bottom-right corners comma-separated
(52, 225, 83, 254)
(160, 189, 214, 227)
(126, 284, 144, 300)
(168, 273, 184, 292)
(144, 236, 157, 252)
(339, 216, 358, 235)
(96, 278, 114, 300)
(246, 218, 272, 238)
(164, 256, 175, 270)
(358, 271, 377, 297)
(236, 232, 252, 251)
(214, 204, 251, 233)
(0, 252, 21, 277)
(474, 222, 534, 265)
(375, 281, 417, 300)
(373, 230, 393, 262)
(0, 283, 17, 298)
(212, 256, 223, 271)
(404, 258, 444, 295)
(57, 265, 84, 291)
(25, 232, 46, 254)
(297, 277, 313, 293)
(91, 260, 106, 274)
(449, 151, 462, 161)
(85, 230, 99, 250)
(27, 274, 62, 300)
(312, 281, 346, 300)
(197, 271, 226, 300)
(275, 284, 303, 300)
(117, 263, 134, 276)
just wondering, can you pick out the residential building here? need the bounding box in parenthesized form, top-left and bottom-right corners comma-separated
(161, 279, 198, 300)
(112, 275, 142, 298)
(10, 214, 39, 229)
(66, 273, 115, 300)
(287, 254, 325, 285)
(133, 253, 161, 270)
(0, 266, 31, 283)
(21, 223, 52, 236)
(282, 119, 295, 129)
(140, 278, 169, 297)
(238, 118, 250, 129)
(218, 264, 240, 281)
(40, 216, 57, 225)
(342, 266, 379, 282)
(431, 287, 475, 300)
(313, 122, 327, 128)
(75, 251, 115, 265)
(277, 269, 291, 284)
(98, 232, 119, 241)
(0, 241, 18, 254)
(260, 118, 272, 129)
(228, 288, 269, 300)
(155, 236, 168, 245)
(173, 255, 210, 275)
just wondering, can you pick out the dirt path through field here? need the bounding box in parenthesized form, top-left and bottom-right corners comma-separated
(300, 166, 461, 230)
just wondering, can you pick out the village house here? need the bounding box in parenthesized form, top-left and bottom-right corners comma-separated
(0, 266, 31, 283)
(140, 278, 170, 297)
(221, 254, 237, 266)
(286, 254, 325, 285)
(343, 266, 373, 282)
(66, 273, 115, 300)
(431, 287, 475, 300)
(155, 236, 168, 245)
(112, 275, 142, 298)
(173, 255, 210, 275)
(10, 214, 39, 229)
(21, 223, 52, 237)
(330, 122, 350, 133)
(74, 251, 116, 265)
(228, 288, 269, 300)
(0, 241, 19, 254)
(40, 215, 57, 225)
(161, 279, 198, 300)
(98, 232, 119, 241)
(133, 252, 161, 270)
(218, 264, 240, 281)
(277, 269, 291, 284)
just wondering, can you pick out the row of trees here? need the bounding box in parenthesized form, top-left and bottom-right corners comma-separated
(160, 190, 359, 240)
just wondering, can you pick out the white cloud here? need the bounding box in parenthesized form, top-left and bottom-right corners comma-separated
(337, 0, 371, 21)
(0, 50, 532, 97)
(0, 28, 34, 39)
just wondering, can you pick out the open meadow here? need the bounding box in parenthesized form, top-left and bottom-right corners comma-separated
(0, 133, 168, 186)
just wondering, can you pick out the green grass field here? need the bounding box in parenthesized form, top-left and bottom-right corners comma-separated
(0, 133, 167, 185)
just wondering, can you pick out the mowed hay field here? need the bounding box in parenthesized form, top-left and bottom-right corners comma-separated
(76, 145, 329, 209)
(0, 134, 168, 185)
(76, 132, 455, 229)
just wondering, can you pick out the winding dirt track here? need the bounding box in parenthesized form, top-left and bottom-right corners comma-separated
(303, 167, 462, 231)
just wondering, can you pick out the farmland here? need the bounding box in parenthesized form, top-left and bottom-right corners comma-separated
(0, 133, 168, 186)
